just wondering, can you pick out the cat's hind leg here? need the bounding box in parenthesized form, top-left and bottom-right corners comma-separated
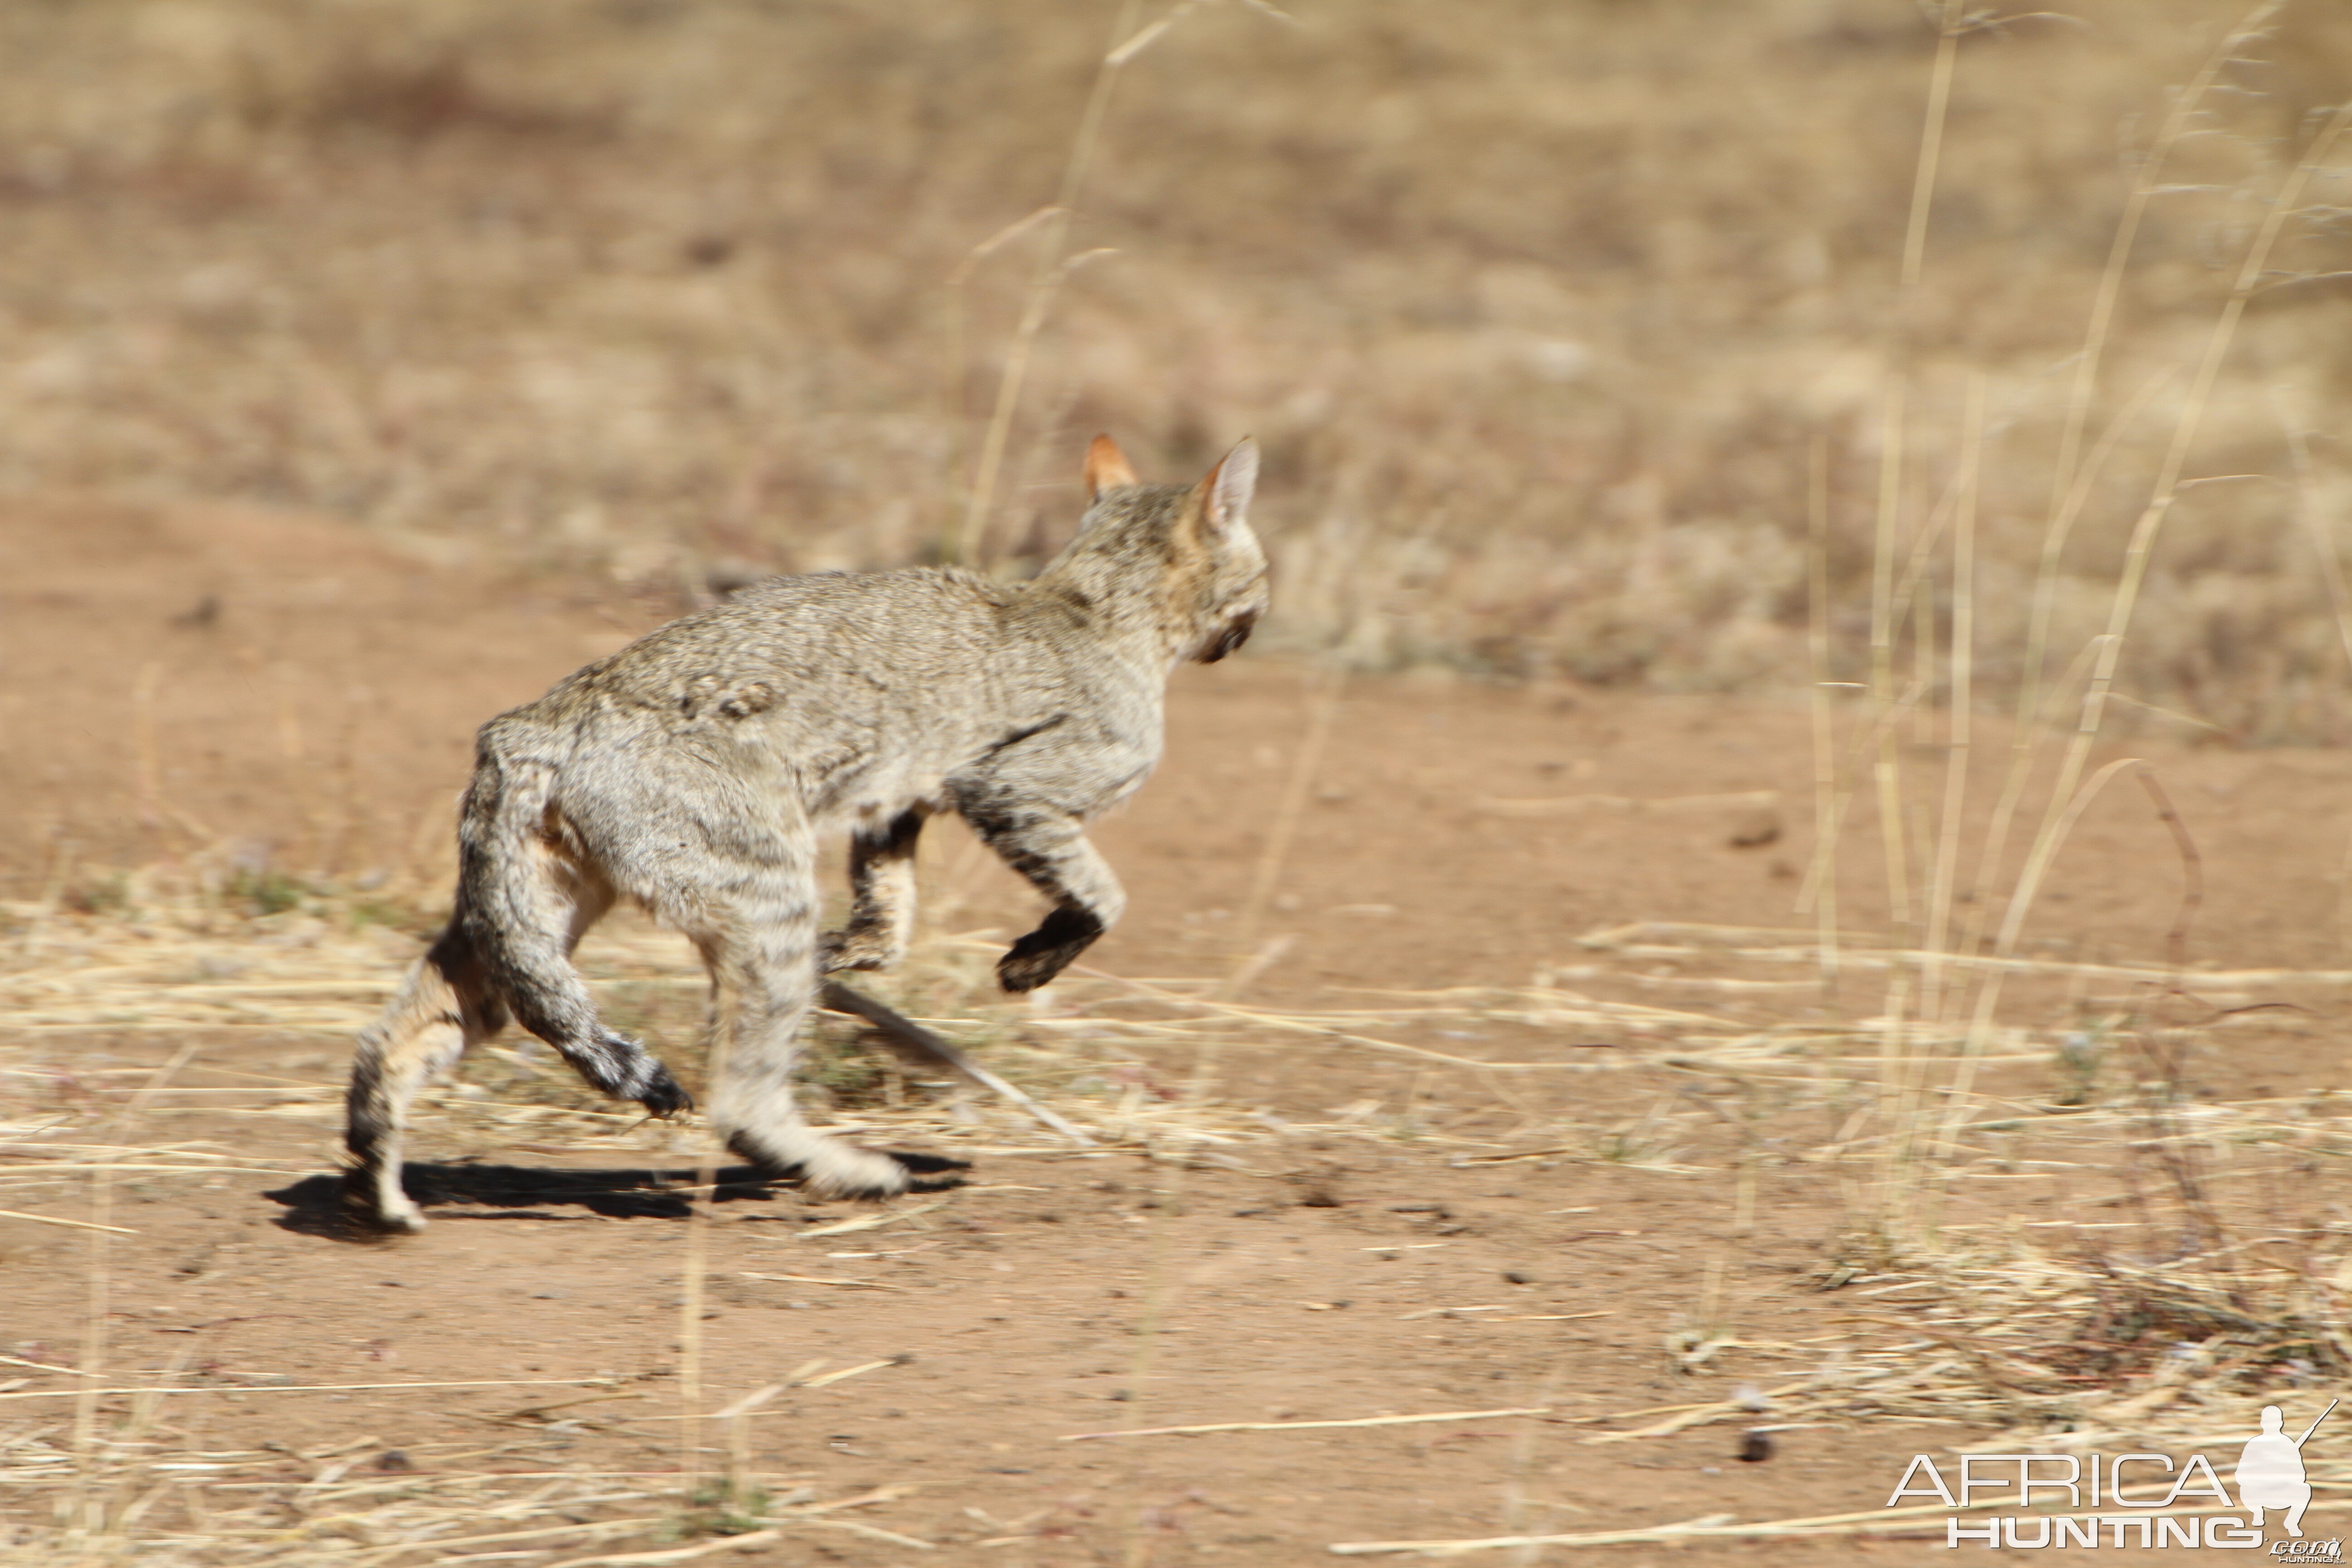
(820, 806, 927, 973)
(343, 925, 508, 1232)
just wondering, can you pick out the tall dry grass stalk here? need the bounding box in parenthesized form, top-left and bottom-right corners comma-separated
(1917, 377, 1981, 1035)
(1862, 0, 1965, 941)
(1803, 437, 1841, 1003)
(1231, 664, 1344, 954)
(942, 203, 1067, 542)
(59, 1039, 201, 1539)
(64, 1162, 113, 1536)
(676, 1174, 715, 1504)
(675, 1014, 738, 1501)
(955, 0, 1142, 567)
(2035, 42, 2345, 816)
(1172, 662, 1343, 1109)
(1809, 2, 2352, 1248)
(1934, 96, 2352, 1166)
(1851, 0, 1964, 1233)
(1875, 377, 1983, 1233)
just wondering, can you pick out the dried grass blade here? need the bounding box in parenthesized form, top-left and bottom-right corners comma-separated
(544, 1529, 782, 1568)
(0, 1209, 136, 1235)
(738, 1272, 902, 1292)
(1061, 1406, 1552, 1441)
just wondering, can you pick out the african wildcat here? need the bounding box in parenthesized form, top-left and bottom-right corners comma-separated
(343, 436, 1268, 1230)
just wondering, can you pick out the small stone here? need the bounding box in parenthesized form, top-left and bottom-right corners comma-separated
(375, 1450, 414, 1473)
(1738, 1429, 1774, 1463)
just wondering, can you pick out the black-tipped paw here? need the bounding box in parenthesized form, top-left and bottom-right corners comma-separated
(636, 1064, 693, 1118)
(997, 906, 1104, 993)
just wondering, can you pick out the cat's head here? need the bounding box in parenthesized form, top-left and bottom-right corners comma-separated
(1077, 434, 1270, 665)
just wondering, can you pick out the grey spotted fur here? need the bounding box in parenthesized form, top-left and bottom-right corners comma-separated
(343, 437, 1268, 1230)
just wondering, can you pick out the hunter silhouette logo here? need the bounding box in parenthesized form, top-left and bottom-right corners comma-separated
(2239, 1399, 2332, 1539)
(1884, 1397, 2341, 1551)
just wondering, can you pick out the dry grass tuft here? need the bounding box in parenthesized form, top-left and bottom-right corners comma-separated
(9, 870, 2350, 1554)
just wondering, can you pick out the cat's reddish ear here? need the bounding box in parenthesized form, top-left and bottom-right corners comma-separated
(1083, 434, 1139, 500)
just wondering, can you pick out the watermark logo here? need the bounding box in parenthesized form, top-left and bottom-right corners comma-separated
(2242, 1403, 2323, 1541)
(1885, 1398, 2340, 1551)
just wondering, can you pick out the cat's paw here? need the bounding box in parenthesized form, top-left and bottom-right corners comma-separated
(997, 906, 1104, 993)
(635, 1063, 693, 1117)
(819, 927, 898, 974)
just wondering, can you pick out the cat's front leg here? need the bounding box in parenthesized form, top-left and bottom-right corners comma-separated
(961, 806, 1126, 992)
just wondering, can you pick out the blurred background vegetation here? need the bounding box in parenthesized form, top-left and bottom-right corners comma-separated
(2, 0, 2350, 735)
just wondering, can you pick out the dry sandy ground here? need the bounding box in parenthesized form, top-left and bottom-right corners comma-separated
(5, 496, 2352, 1563)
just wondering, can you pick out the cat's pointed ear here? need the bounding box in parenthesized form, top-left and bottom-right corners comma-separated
(1083, 434, 1139, 500)
(1200, 437, 1258, 532)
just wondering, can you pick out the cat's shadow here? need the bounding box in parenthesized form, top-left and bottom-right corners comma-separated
(265, 1152, 967, 1243)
